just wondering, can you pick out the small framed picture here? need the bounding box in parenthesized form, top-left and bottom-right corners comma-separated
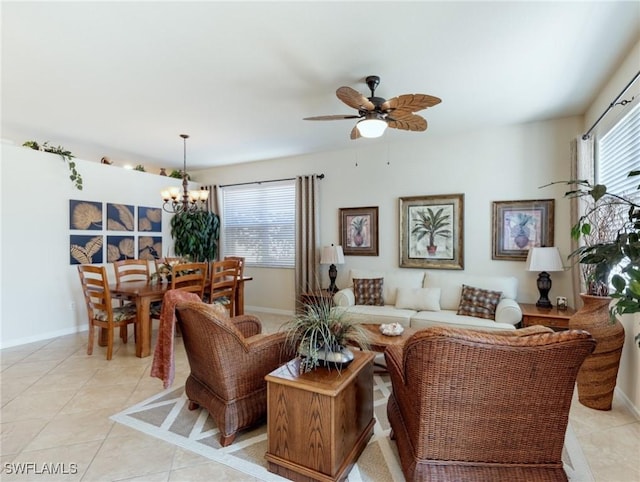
(556, 296, 568, 310)
(339, 206, 379, 256)
(492, 199, 555, 261)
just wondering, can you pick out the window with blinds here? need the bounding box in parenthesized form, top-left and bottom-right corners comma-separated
(597, 101, 639, 201)
(221, 180, 296, 268)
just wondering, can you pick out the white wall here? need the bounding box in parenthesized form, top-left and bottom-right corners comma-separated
(0, 144, 184, 348)
(197, 117, 582, 314)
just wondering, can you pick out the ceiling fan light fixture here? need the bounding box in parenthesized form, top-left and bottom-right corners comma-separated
(357, 117, 387, 138)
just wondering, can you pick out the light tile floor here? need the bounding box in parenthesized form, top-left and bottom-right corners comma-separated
(1, 312, 638, 481)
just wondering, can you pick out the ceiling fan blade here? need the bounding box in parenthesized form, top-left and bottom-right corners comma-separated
(382, 94, 442, 113)
(387, 114, 428, 132)
(337, 86, 375, 111)
(303, 114, 362, 121)
(350, 125, 361, 140)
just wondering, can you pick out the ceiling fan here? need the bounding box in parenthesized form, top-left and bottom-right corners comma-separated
(304, 75, 441, 139)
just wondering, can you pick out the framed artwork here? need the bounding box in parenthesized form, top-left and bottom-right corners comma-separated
(106, 235, 135, 262)
(399, 194, 464, 270)
(138, 206, 162, 232)
(107, 203, 135, 231)
(70, 235, 103, 265)
(138, 236, 162, 260)
(339, 206, 379, 256)
(492, 199, 555, 260)
(69, 200, 102, 230)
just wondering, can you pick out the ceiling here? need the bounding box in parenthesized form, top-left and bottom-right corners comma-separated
(2, 1, 639, 171)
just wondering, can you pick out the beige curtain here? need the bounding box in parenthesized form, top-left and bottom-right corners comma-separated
(203, 184, 222, 259)
(295, 175, 321, 304)
(569, 136, 595, 309)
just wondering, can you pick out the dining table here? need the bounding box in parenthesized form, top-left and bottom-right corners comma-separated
(108, 275, 253, 358)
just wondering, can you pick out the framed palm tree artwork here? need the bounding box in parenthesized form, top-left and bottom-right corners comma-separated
(399, 194, 464, 269)
(340, 206, 379, 256)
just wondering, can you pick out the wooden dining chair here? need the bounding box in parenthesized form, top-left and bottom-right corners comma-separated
(208, 259, 241, 315)
(112, 259, 151, 342)
(78, 264, 139, 360)
(224, 255, 245, 278)
(114, 259, 150, 283)
(171, 262, 208, 299)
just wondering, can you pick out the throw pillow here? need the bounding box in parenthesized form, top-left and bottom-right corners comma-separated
(456, 284, 502, 320)
(395, 287, 441, 311)
(353, 278, 385, 306)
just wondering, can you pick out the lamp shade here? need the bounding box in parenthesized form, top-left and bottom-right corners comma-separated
(525, 247, 564, 272)
(320, 245, 345, 265)
(356, 118, 388, 138)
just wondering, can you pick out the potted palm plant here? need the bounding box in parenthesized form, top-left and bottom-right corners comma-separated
(411, 207, 451, 255)
(282, 294, 369, 373)
(549, 169, 639, 410)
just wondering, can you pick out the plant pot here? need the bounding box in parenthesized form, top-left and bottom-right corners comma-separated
(300, 345, 354, 370)
(569, 294, 625, 410)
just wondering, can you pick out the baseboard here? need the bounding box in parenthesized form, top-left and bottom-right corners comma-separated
(614, 386, 640, 421)
(0, 325, 87, 350)
(245, 305, 295, 316)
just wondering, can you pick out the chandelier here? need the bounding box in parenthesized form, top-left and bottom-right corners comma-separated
(161, 134, 209, 214)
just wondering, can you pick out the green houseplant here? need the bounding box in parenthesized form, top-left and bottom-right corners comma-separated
(170, 210, 220, 262)
(283, 294, 369, 373)
(23, 140, 83, 190)
(561, 170, 640, 324)
(546, 169, 639, 409)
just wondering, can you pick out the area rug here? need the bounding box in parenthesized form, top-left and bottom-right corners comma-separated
(111, 373, 593, 481)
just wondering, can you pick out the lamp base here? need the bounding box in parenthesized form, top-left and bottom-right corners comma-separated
(327, 264, 338, 294)
(535, 271, 553, 309)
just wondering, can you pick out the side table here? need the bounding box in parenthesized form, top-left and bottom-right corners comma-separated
(519, 303, 576, 331)
(300, 289, 334, 308)
(265, 350, 375, 481)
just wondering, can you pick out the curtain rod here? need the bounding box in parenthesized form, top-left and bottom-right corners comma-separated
(582, 70, 640, 140)
(219, 173, 324, 188)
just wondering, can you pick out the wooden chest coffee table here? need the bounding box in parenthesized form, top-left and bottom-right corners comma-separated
(265, 350, 375, 482)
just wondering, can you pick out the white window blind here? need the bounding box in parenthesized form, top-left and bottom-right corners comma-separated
(597, 102, 640, 201)
(221, 180, 296, 268)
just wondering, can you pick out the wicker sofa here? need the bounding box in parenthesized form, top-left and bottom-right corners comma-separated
(333, 268, 522, 331)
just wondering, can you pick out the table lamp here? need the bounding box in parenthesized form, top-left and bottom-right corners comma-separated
(320, 244, 345, 293)
(525, 247, 564, 308)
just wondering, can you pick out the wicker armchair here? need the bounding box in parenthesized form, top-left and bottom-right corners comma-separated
(385, 325, 596, 482)
(175, 301, 295, 447)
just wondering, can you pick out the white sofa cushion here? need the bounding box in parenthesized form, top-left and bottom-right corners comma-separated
(350, 269, 424, 305)
(333, 305, 415, 327)
(395, 287, 441, 312)
(423, 271, 518, 310)
(410, 310, 517, 331)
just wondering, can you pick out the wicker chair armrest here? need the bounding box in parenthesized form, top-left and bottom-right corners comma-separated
(235, 333, 296, 385)
(245, 331, 290, 352)
(230, 315, 262, 338)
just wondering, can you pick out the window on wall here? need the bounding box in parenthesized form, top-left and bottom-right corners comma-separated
(221, 180, 296, 268)
(597, 101, 639, 203)
(595, 101, 639, 282)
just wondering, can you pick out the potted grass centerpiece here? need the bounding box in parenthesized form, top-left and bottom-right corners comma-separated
(283, 292, 369, 373)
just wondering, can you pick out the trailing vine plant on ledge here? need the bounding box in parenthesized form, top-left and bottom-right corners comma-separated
(23, 140, 83, 190)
